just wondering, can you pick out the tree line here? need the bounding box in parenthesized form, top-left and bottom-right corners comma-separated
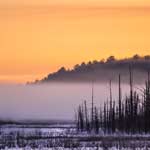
(31, 54, 150, 84)
(76, 68, 150, 134)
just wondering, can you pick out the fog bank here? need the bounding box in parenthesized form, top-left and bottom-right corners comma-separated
(0, 83, 140, 121)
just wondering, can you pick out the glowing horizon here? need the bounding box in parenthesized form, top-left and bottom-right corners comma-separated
(0, 1, 150, 83)
(1, 0, 150, 7)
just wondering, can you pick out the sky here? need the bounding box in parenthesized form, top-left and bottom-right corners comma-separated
(0, 0, 150, 83)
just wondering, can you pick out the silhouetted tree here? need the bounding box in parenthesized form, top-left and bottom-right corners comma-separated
(76, 69, 150, 134)
(107, 56, 116, 63)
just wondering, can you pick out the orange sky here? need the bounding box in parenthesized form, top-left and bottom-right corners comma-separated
(0, 0, 150, 83)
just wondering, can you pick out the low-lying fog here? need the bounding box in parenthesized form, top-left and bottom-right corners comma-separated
(0, 82, 143, 121)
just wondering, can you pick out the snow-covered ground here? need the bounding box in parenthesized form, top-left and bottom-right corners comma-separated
(3, 147, 150, 150)
(1, 124, 150, 150)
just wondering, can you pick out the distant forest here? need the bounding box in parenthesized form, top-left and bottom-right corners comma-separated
(32, 54, 150, 84)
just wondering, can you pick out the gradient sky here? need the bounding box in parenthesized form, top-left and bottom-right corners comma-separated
(0, 0, 150, 83)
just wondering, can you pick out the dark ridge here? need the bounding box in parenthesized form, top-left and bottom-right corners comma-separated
(30, 54, 150, 84)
